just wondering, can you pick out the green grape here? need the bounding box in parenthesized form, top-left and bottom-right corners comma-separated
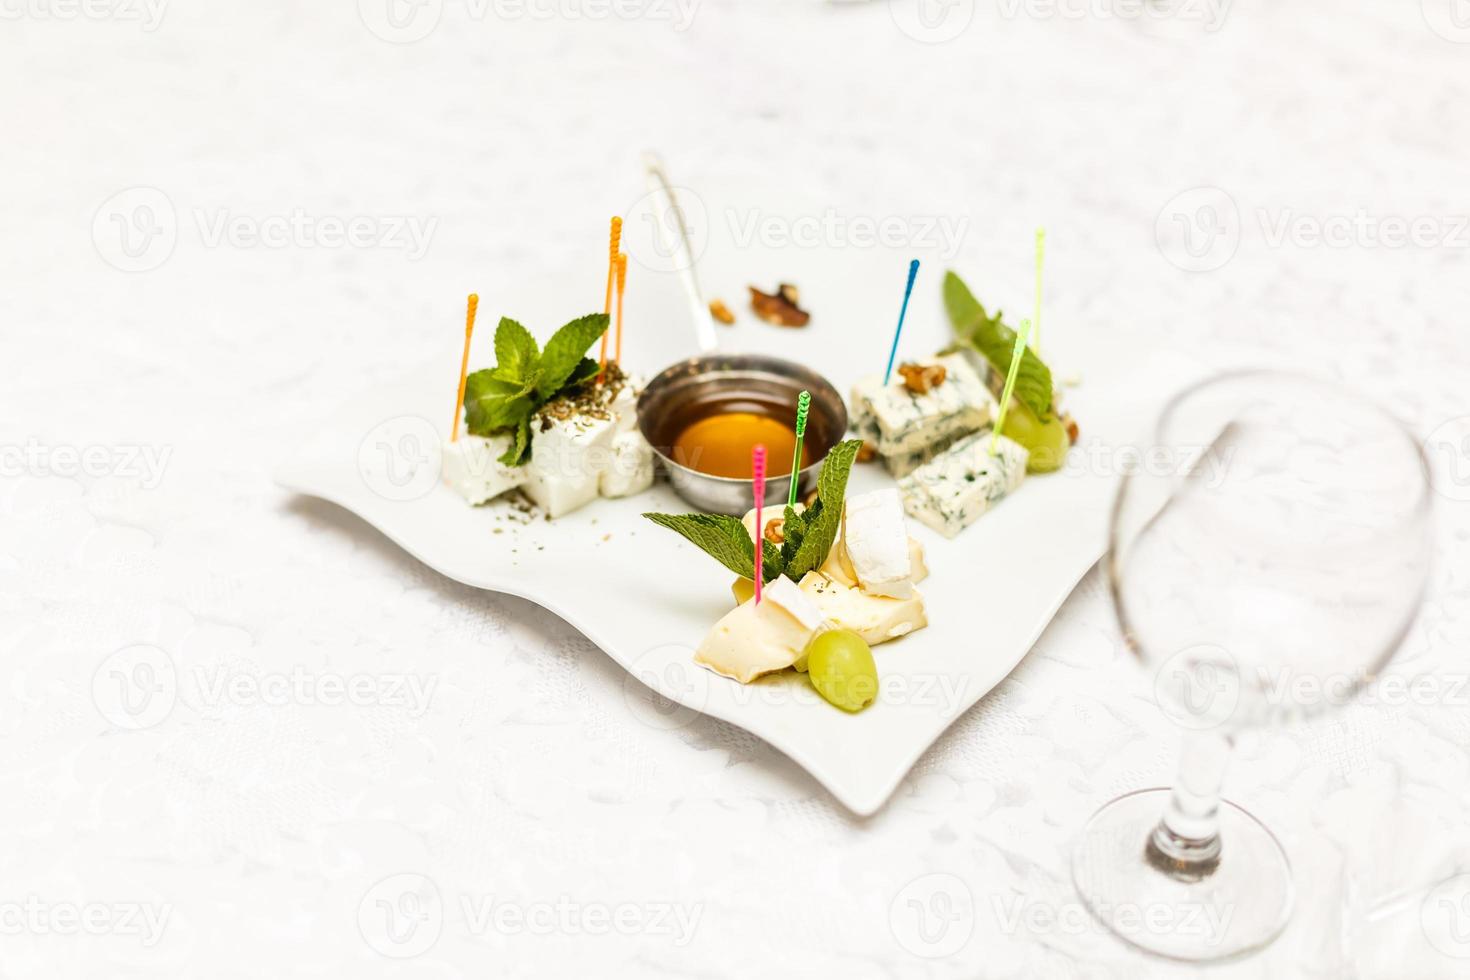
(997, 402, 1070, 474)
(804, 629, 879, 713)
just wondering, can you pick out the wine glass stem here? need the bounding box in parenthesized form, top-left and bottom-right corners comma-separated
(1147, 732, 1234, 879)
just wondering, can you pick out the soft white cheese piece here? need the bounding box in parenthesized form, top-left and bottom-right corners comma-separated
(599, 430, 654, 498)
(522, 466, 599, 518)
(607, 375, 643, 435)
(898, 431, 1028, 538)
(442, 433, 528, 505)
(796, 571, 927, 646)
(528, 406, 617, 480)
(849, 353, 994, 457)
(514, 370, 651, 517)
(695, 576, 826, 683)
(841, 488, 913, 598)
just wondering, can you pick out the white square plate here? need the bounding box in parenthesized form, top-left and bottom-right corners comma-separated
(276, 247, 1156, 814)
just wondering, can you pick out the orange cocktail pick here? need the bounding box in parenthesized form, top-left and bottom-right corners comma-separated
(614, 252, 628, 362)
(450, 293, 478, 442)
(598, 217, 623, 381)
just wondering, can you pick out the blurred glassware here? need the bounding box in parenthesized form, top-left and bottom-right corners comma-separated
(1071, 369, 1434, 962)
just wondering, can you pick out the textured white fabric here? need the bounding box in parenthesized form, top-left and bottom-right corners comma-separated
(3, 1, 1469, 977)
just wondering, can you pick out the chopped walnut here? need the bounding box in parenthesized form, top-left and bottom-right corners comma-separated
(897, 361, 947, 394)
(709, 299, 735, 325)
(763, 517, 785, 545)
(1064, 413, 1080, 444)
(856, 441, 878, 463)
(749, 283, 810, 327)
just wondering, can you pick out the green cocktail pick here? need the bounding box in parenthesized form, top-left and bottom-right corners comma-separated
(788, 390, 810, 507)
(1034, 228, 1046, 355)
(990, 318, 1032, 456)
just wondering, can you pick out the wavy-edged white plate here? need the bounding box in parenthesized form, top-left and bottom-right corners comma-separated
(277, 246, 1159, 814)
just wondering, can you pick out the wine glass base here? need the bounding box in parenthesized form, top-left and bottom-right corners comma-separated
(1070, 788, 1294, 963)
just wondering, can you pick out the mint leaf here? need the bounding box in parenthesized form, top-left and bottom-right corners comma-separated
(563, 356, 599, 389)
(779, 504, 809, 568)
(643, 512, 759, 581)
(493, 317, 539, 382)
(537, 314, 609, 399)
(943, 269, 986, 331)
(464, 369, 534, 435)
(943, 271, 1054, 422)
(498, 416, 531, 466)
(784, 439, 861, 581)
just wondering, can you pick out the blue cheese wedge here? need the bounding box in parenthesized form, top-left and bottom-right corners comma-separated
(696, 576, 827, 683)
(849, 353, 994, 458)
(898, 431, 1028, 538)
(841, 488, 913, 598)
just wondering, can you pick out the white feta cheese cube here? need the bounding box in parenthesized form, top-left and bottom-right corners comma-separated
(599, 430, 654, 498)
(841, 488, 913, 598)
(898, 431, 1028, 538)
(441, 434, 528, 505)
(522, 465, 599, 518)
(528, 406, 617, 481)
(606, 374, 643, 435)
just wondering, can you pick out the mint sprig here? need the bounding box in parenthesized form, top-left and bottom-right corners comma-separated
(643, 438, 863, 585)
(463, 312, 611, 465)
(943, 271, 1054, 422)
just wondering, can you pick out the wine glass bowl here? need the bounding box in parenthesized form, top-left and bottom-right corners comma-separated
(1073, 370, 1434, 962)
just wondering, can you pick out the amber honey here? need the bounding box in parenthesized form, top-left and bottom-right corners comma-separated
(671, 397, 811, 479)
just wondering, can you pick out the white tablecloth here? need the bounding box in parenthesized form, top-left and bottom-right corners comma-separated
(4, 1, 1469, 976)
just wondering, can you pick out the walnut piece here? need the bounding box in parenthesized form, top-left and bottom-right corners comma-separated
(763, 517, 785, 545)
(897, 361, 947, 394)
(709, 299, 735, 325)
(856, 441, 878, 463)
(1063, 413, 1080, 444)
(749, 283, 810, 327)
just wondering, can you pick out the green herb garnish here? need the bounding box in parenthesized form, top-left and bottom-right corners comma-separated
(643, 438, 862, 585)
(943, 271, 1054, 422)
(463, 313, 609, 465)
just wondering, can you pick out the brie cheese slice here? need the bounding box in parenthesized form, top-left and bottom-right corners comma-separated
(696, 576, 826, 683)
(841, 488, 913, 598)
(797, 571, 928, 647)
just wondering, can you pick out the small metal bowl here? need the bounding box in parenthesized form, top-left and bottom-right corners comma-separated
(637, 354, 848, 516)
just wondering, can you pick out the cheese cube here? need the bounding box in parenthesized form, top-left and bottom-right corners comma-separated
(522, 466, 599, 518)
(841, 488, 913, 598)
(528, 405, 617, 480)
(796, 571, 928, 646)
(849, 353, 994, 457)
(598, 430, 654, 498)
(442, 434, 528, 505)
(898, 431, 1028, 538)
(696, 576, 826, 683)
(606, 375, 643, 435)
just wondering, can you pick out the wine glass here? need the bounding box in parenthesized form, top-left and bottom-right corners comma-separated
(1071, 369, 1434, 962)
